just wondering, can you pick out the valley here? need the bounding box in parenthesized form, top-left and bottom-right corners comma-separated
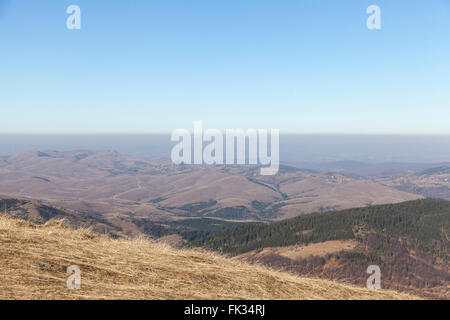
(189, 199, 450, 299)
(0, 150, 428, 237)
(0, 150, 448, 299)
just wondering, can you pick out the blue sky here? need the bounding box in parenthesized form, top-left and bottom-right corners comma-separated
(0, 0, 449, 134)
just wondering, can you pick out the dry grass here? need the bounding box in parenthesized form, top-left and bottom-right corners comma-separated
(0, 215, 420, 300)
(237, 240, 358, 261)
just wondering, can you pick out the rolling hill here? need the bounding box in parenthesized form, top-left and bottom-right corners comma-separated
(187, 199, 450, 299)
(0, 150, 422, 230)
(0, 213, 418, 300)
(377, 166, 450, 200)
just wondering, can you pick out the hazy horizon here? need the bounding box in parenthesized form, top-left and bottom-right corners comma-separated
(2, 134, 450, 164)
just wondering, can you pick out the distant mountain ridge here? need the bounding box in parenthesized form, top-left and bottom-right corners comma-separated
(0, 150, 422, 228)
(286, 160, 450, 177)
(419, 166, 450, 176)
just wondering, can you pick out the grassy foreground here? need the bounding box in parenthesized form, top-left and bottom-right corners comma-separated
(0, 215, 419, 300)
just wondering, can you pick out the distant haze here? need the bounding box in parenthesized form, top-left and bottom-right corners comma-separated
(1, 134, 450, 164)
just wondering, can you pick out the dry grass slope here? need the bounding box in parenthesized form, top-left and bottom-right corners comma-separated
(0, 215, 420, 300)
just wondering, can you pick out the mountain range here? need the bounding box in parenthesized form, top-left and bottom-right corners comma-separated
(0, 150, 449, 299)
(0, 150, 432, 237)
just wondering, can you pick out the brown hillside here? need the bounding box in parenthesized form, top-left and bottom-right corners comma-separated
(0, 215, 419, 300)
(0, 151, 422, 224)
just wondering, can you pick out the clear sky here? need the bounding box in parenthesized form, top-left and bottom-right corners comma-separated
(0, 0, 449, 134)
